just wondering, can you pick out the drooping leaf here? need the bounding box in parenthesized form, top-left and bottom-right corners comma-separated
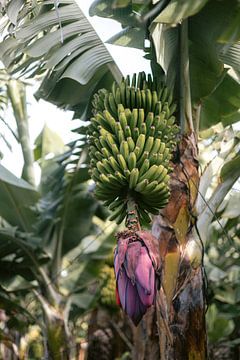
(219, 42, 240, 73)
(0, 164, 39, 231)
(107, 26, 145, 49)
(34, 125, 66, 162)
(197, 153, 240, 243)
(207, 304, 235, 342)
(200, 75, 240, 130)
(220, 154, 240, 183)
(0, 0, 122, 118)
(218, 9, 240, 44)
(153, 0, 209, 25)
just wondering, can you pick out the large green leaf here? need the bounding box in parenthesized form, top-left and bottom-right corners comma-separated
(219, 42, 240, 73)
(34, 125, 66, 162)
(62, 220, 116, 293)
(218, 8, 240, 44)
(220, 154, 240, 183)
(107, 27, 145, 49)
(197, 153, 240, 243)
(0, 0, 122, 118)
(153, 0, 209, 24)
(0, 164, 39, 231)
(207, 304, 234, 343)
(150, 23, 178, 88)
(200, 75, 240, 130)
(89, 0, 135, 26)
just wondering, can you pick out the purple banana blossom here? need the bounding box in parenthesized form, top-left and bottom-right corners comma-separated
(114, 230, 160, 325)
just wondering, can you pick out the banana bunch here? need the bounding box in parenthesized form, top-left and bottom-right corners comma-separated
(99, 265, 117, 308)
(88, 72, 178, 224)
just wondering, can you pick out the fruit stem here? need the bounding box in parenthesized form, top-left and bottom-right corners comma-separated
(125, 195, 141, 232)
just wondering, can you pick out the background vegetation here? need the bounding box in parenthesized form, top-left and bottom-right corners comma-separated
(0, 0, 239, 359)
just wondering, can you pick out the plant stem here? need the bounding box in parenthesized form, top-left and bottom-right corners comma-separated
(125, 196, 141, 232)
(179, 20, 194, 134)
(7, 80, 36, 186)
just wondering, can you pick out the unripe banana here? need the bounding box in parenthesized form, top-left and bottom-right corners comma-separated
(130, 109, 138, 131)
(140, 123, 147, 135)
(126, 86, 131, 108)
(118, 104, 125, 116)
(89, 72, 179, 224)
(155, 101, 162, 115)
(137, 151, 149, 168)
(102, 159, 113, 174)
(113, 171, 126, 185)
(136, 89, 142, 108)
(111, 144, 120, 158)
(139, 164, 158, 183)
(152, 91, 158, 113)
(108, 198, 124, 211)
(120, 81, 126, 105)
(135, 134, 145, 158)
(119, 112, 128, 130)
(97, 161, 107, 175)
(127, 137, 135, 152)
(116, 87, 122, 104)
(138, 109, 145, 129)
(103, 110, 117, 132)
(146, 89, 152, 114)
(133, 128, 140, 142)
(139, 158, 150, 177)
(124, 108, 132, 123)
(117, 130, 125, 143)
(135, 178, 149, 192)
(138, 207, 152, 224)
(144, 136, 154, 154)
(109, 202, 127, 222)
(141, 180, 159, 195)
(129, 168, 139, 189)
(148, 126, 156, 137)
(101, 147, 110, 158)
(108, 93, 118, 116)
(125, 126, 132, 138)
(141, 90, 146, 109)
(130, 87, 136, 108)
(145, 112, 154, 129)
(117, 154, 128, 172)
(128, 152, 137, 170)
(120, 141, 129, 159)
(131, 73, 136, 87)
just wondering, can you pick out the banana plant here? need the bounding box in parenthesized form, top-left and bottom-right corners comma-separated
(0, 0, 122, 119)
(0, 118, 118, 359)
(86, 1, 240, 359)
(0, 70, 35, 185)
(0, 0, 240, 359)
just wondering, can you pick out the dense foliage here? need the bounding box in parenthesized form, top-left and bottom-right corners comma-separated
(0, 0, 239, 359)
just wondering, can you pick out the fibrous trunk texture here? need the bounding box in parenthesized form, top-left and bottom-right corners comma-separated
(132, 134, 207, 360)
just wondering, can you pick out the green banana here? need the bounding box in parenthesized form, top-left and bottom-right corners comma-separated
(128, 152, 137, 170)
(127, 137, 135, 152)
(117, 154, 128, 172)
(88, 72, 179, 224)
(120, 141, 129, 159)
(135, 179, 149, 192)
(135, 134, 146, 158)
(129, 168, 139, 189)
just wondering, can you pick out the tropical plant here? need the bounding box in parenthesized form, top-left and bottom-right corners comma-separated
(0, 95, 119, 359)
(0, 0, 240, 359)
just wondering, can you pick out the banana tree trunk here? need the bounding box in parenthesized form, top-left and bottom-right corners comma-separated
(35, 292, 76, 360)
(132, 134, 207, 359)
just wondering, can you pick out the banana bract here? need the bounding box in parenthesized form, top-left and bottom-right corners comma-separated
(88, 72, 179, 225)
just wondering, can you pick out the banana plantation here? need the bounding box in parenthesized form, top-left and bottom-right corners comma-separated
(0, 0, 240, 359)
